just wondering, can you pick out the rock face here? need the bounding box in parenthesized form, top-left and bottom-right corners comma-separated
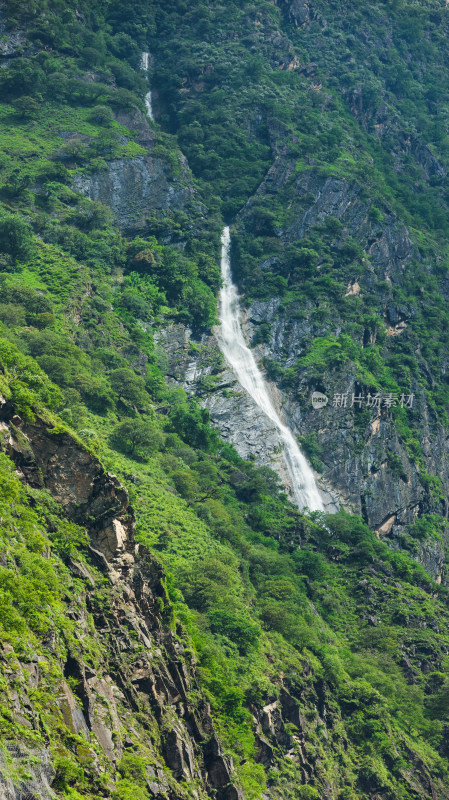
(242, 295, 432, 527)
(73, 155, 193, 233)
(156, 323, 281, 465)
(72, 109, 197, 233)
(284, 0, 310, 26)
(252, 164, 414, 285)
(0, 8, 26, 57)
(235, 161, 449, 560)
(155, 322, 338, 512)
(0, 744, 56, 800)
(0, 410, 137, 577)
(274, 0, 310, 27)
(0, 400, 243, 800)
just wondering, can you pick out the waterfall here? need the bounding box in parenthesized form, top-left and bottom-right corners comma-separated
(141, 51, 154, 121)
(217, 226, 324, 511)
(145, 91, 154, 121)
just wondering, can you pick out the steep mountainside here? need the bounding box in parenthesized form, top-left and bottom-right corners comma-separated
(150, 0, 449, 537)
(2, 1, 449, 799)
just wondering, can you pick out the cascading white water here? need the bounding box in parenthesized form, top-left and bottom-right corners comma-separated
(144, 90, 154, 121)
(217, 226, 324, 511)
(141, 52, 154, 121)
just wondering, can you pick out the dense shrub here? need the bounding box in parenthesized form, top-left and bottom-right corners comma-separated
(0, 212, 35, 263)
(109, 419, 164, 459)
(109, 368, 149, 409)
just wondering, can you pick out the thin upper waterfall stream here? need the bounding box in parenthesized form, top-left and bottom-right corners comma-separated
(141, 52, 154, 120)
(217, 226, 324, 511)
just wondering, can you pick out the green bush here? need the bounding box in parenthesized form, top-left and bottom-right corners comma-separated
(118, 753, 148, 784)
(0, 211, 35, 263)
(110, 419, 164, 460)
(111, 779, 148, 800)
(89, 104, 114, 125)
(208, 609, 261, 654)
(169, 400, 219, 451)
(110, 368, 149, 410)
(13, 95, 40, 118)
(292, 549, 327, 580)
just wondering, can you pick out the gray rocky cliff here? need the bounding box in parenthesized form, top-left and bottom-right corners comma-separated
(245, 298, 449, 535)
(154, 306, 449, 579)
(154, 322, 337, 513)
(0, 6, 27, 58)
(235, 159, 449, 574)
(72, 108, 199, 235)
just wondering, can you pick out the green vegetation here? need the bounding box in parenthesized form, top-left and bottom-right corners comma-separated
(1, 0, 449, 799)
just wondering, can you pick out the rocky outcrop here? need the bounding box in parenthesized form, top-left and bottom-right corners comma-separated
(0, 400, 243, 800)
(73, 154, 193, 233)
(289, 0, 310, 26)
(0, 7, 26, 58)
(73, 108, 197, 234)
(0, 26, 26, 57)
(0, 409, 137, 580)
(248, 165, 415, 285)
(275, 0, 310, 27)
(0, 743, 56, 800)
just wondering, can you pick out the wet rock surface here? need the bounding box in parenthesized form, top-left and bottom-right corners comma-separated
(155, 323, 279, 464)
(154, 322, 336, 511)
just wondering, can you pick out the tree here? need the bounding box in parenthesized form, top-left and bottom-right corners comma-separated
(109, 419, 163, 459)
(208, 609, 261, 654)
(82, 46, 102, 67)
(70, 200, 112, 231)
(0, 303, 26, 327)
(292, 548, 326, 580)
(47, 72, 69, 101)
(169, 399, 219, 451)
(60, 138, 87, 165)
(12, 95, 40, 118)
(110, 368, 149, 409)
(0, 212, 35, 263)
(183, 279, 217, 329)
(89, 105, 114, 126)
